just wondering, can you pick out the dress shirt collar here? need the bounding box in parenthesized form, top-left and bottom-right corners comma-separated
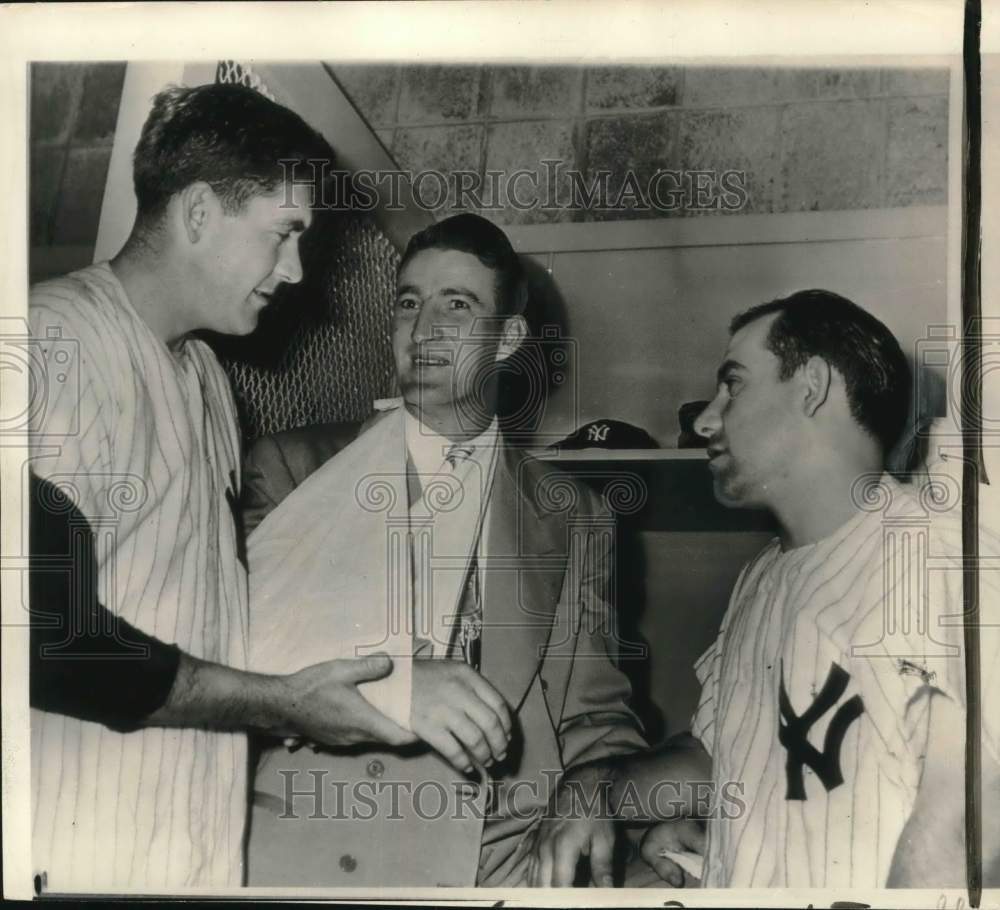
(404, 410, 499, 479)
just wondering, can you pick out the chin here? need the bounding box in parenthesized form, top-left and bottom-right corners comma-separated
(236, 311, 262, 336)
(401, 377, 448, 401)
(713, 477, 748, 509)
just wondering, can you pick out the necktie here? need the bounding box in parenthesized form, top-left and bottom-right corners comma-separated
(445, 443, 476, 469)
(444, 444, 483, 669)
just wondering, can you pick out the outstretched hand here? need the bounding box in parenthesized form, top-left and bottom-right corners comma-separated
(280, 654, 417, 748)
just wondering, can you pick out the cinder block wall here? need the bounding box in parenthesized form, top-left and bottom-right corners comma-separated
(329, 63, 949, 224)
(28, 63, 948, 281)
(29, 63, 126, 282)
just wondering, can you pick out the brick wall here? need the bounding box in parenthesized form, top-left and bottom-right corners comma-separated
(329, 63, 949, 224)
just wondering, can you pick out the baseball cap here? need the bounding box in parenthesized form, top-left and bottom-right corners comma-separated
(550, 419, 660, 451)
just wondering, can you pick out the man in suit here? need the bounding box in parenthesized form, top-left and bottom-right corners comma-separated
(242, 213, 646, 887)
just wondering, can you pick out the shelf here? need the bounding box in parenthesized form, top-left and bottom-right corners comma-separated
(530, 448, 708, 462)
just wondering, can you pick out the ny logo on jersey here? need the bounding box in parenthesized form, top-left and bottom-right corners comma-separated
(778, 661, 864, 801)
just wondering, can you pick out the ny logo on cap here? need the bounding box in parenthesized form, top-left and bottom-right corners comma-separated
(586, 423, 611, 443)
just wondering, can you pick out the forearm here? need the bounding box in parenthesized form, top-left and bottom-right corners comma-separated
(886, 693, 998, 888)
(145, 652, 293, 735)
(552, 732, 712, 823)
(608, 732, 714, 822)
(886, 807, 965, 888)
(887, 757, 1000, 888)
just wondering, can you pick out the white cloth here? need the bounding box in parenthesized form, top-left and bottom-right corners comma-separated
(248, 409, 500, 703)
(29, 263, 249, 889)
(692, 475, 999, 888)
(248, 407, 415, 727)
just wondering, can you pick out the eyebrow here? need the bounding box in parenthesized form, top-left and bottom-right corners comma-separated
(716, 359, 746, 383)
(276, 218, 309, 232)
(394, 285, 483, 305)
(439, 286, 482, 305)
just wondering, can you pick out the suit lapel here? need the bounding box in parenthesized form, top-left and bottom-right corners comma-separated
(479, 445, 568, 711)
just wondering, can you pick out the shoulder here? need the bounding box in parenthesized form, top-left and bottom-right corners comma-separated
(30, 264, 136, 367)
(247, 420, 364, 482)
(29, 265, 138, 409)
(242, 420, 365, 531)
(31, 263, 123, 327)
(504, 446, 607, 518)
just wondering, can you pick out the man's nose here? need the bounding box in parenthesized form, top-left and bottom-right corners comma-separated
(694, 396, 723, 439)
(274, 239, 304, 286)
(411, 304, 439, 344)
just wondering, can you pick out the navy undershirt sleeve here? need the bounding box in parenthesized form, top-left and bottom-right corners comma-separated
(29, 472, 181, 733)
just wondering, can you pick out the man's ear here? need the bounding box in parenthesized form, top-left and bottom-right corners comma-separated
(177, 182, 218, 245)
(497, 315, 528, 361)
(801, 355, 832, 417)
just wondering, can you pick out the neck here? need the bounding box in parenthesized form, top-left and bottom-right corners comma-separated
(406, 400, 495, 443)
(772, 445, 884, 550)
(110, 238, 194, 348)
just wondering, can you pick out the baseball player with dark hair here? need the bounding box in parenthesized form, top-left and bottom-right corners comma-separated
(28, 82, 418, 890)
(534, 289, 999, 888)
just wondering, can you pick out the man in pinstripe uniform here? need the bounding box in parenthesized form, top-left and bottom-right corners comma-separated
(27, 83, 417, 891)
(543, 290, 999, 888)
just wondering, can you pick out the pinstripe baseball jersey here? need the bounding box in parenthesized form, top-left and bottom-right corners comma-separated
(28, 263, 249, 890)
(691, 475, 999, 888)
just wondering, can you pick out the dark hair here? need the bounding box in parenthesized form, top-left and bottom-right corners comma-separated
(398, 213, 528, 317)
(132, 83, 332, 227)
(731, 289, 911, 452)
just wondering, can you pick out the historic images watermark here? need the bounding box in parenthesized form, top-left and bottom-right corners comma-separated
(1, 317, 80, 441)
(280, 160, 751, 216)
(272, 766, 746, 822)
(2, 317, 157, 657)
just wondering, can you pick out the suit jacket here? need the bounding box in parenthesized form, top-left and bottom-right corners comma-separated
(242, 406, 646, 887)
(243, 420, 362, 535)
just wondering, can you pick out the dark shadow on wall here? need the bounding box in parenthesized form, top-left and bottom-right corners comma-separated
(887, 355, 949, 479)
(498, 256, 573, 445)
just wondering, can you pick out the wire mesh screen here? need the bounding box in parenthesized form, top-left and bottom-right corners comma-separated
(215, 60, 277, 101)
(211, 61, 400, 443)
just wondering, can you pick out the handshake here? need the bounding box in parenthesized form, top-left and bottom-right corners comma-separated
(274, 654, 511, 774)
(274, 653, 704, 889)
